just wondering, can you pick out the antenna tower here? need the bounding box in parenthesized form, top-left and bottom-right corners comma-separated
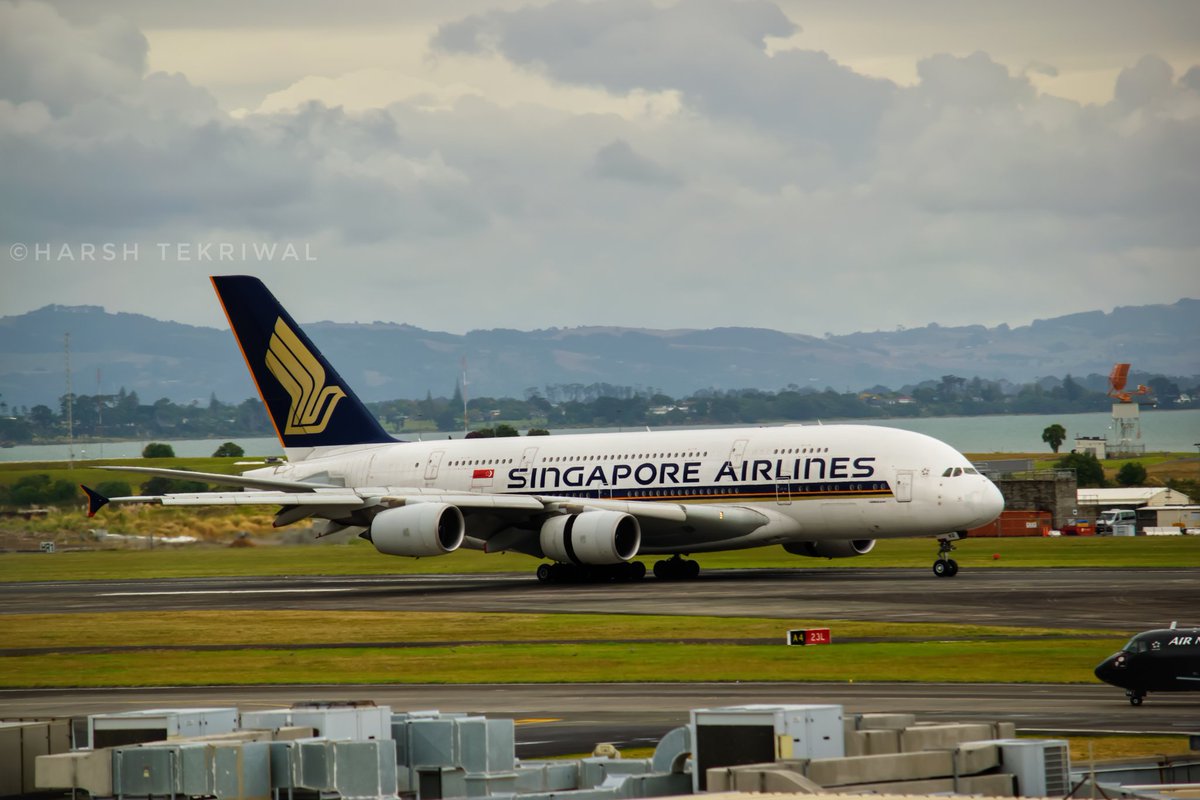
(1106, 363, 1147, 457)
(64, 332, 74, 466)
(461, 356, 469, 434)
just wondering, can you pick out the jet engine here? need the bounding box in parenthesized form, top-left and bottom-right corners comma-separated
(368, 503, 465, 557)
(540, 511, 641, 565)
(784, 539, 876, 559)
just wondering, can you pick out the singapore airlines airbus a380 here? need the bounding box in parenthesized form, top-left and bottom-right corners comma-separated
(83, 276, 1004, 582)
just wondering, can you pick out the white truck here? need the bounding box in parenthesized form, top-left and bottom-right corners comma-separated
(1096, 508, 1137, 535)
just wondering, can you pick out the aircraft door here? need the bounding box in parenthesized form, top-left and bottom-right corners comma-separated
(728, 439, 748, 467)
(424, 450, 445, 483)
(776, 481, 791, 505)
(894, 470, 913, 502)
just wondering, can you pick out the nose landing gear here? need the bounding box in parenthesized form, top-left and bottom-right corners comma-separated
(1126, 689, 1145, 706)
(932, 533, 962, 577)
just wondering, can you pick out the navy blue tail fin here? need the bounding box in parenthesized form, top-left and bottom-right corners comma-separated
(211, 275, 393, 450)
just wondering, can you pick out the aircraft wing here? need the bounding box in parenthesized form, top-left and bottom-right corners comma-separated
(82, 481, 768, 544)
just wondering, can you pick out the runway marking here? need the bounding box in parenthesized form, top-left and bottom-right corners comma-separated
(99, 588, 359, 596)
(515, 718, 562, 725)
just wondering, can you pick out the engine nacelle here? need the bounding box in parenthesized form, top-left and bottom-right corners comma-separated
(369, 503, 465, 557)
(540, 511, 641, 565)
(784, 539, 876, 559)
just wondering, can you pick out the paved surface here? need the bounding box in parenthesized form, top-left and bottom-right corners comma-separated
(2, 567, 1197, 753)
(1, 567, 1195, 631)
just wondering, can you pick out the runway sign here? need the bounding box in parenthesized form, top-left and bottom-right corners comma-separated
(787, 628, 831, 645)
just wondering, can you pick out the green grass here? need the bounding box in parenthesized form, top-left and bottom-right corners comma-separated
(2, 536, 1196, 582)
(0, 638, 1123, 689)
(0, 611, 1107, 649)
(0, 609, 1120, 689)
(1058, 735, 1197, 761)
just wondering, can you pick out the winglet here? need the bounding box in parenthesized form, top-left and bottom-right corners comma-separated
(80, 485, 110, 517)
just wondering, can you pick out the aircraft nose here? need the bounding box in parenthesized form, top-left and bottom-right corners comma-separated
(962, 477, 1005, 529)
(1094, 653, 1126, 687)
(981, 479, 1004, 520)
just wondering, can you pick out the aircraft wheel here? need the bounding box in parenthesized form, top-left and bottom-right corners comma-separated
(536, 563, 553, 583)
(1128, 691, 1144, 706)
(932, 559, 950, 578)
(653, 561, 667, 579)
(945, 559, 959, 577)
(629, 561, 647, 580)
(686, 559, 700, 579)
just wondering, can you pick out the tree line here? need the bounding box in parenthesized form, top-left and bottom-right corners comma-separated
(1, 372, 1194, 444)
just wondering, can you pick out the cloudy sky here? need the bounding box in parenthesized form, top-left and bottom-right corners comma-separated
(2, 0, 1198, 336)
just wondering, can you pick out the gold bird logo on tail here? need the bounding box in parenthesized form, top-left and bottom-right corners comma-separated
(265, 317, 346, 435)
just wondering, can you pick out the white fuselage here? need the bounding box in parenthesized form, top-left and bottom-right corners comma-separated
(248, 423, 1004, 555)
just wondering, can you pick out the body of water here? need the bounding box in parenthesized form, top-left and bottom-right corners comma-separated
(3, 408, 1197, 462)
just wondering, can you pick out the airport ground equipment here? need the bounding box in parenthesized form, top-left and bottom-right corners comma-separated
(87, 706, 238, 749)
(690, 704, 844, 791)
(995, 738, 1070, 797)
(31, 701, 1098, 800)
(242, 700, 392, 740)
(0, 719, 71, 797)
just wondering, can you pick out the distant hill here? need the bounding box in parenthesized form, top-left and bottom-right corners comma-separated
(0, 299, 1196, 408)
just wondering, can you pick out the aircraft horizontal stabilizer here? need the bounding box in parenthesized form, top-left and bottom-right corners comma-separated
(99, 465, 338, 492)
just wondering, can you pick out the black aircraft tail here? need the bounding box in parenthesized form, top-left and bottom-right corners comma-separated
(210, 275, 394, 451)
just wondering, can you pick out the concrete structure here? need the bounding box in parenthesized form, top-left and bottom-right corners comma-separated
(1075, 436, 1107, 459)
(691, 705, 844, 792)
(20, 702, 1091, 800)
(703, 715, 1065, 798)
(992, 470, 1078, 531)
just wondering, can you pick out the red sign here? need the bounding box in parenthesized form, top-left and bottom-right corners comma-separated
(788, 628, 832, 646)
(472, 469, 494, 479)
(804, 628, 831, 645)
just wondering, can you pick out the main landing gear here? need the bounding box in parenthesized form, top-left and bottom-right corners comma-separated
(535, 561, 647, 584)
(932, 534, 960, 578)
(653, 555, 700, 580)
(1126, 689, 1145, 706)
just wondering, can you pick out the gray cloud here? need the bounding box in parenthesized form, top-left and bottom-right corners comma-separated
(915, 51, 1035, 106)
(1, 0, 1197, 343)
(434, 0, 894, 153)
(0, 2, 146, 113)
(0, 3, 488, 245)
(593, 140, 681, 186)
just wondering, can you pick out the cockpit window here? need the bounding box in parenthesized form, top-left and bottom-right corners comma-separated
(1122, 637, 1149, 653)
(942, 468, 953, 477)
(952, 467, 963, 477)
(964, 467, 978, 475)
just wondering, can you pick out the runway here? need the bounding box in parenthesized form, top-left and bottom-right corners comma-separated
(2, 566, 1197, 753)
(1, 566, 1194, 631)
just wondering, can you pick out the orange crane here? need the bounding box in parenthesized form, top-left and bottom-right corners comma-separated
(1107, 363, 1150, 403)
